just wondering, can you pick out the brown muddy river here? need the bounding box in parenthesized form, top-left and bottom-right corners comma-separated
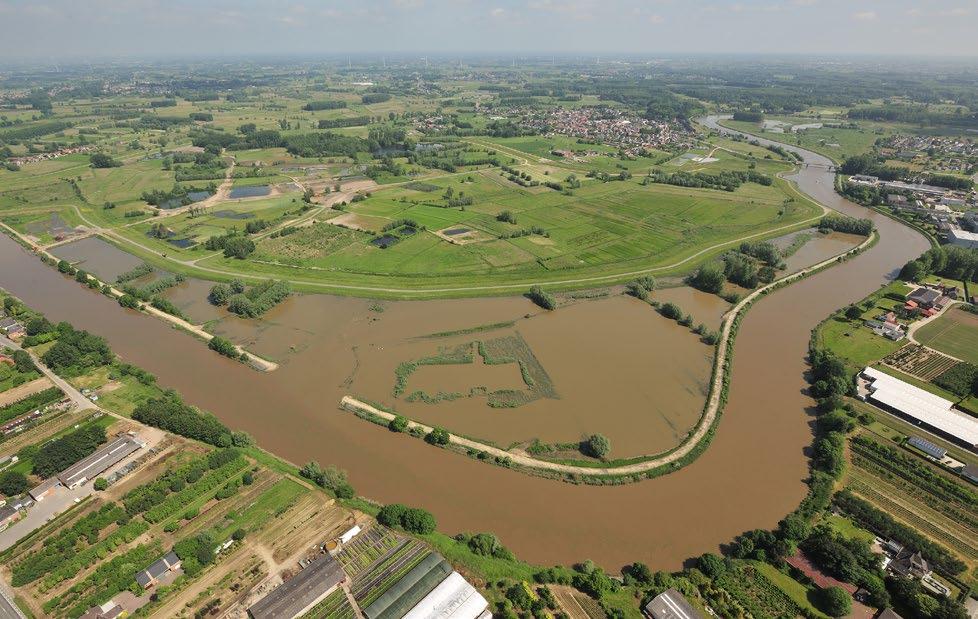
(0, 120, 930, 570)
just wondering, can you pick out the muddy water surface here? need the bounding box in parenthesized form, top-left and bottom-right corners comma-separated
(0, 122, 931, 570)
(350, 296, 712, 456)
(49, 236, 144, 282)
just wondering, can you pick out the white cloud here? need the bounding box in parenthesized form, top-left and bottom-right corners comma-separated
(852, 10, 877, 21)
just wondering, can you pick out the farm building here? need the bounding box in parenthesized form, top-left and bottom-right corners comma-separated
(0, 505, 22, 531)
(248, 553, 345, 619)
(907, 435, 948, 459)
(79, 601, 124, 619)
(401, 571, 490, 619)
(363, 553, 453, 619)
(135, 551, 182, 589)
(643, 588, 702, 619)
(28, 477, 61, 501)
(962, 464, 978, 484)
(57, 433, 144, 489)
(859, 367, 978, 450)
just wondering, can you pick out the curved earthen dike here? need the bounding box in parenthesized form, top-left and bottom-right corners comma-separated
(0, 119, 929, 570)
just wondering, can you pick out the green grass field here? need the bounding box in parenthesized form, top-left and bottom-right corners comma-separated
(914, 308, 978, 365)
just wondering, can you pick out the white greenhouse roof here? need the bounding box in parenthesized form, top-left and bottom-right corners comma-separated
(402, 572, 489, 619)
(862, 367, 978, 447)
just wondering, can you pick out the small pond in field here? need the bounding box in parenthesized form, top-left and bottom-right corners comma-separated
(370, 235, 399, 248)
(229, 186, 270, 199)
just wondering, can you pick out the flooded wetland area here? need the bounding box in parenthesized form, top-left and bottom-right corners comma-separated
(0, 125, 931, 570)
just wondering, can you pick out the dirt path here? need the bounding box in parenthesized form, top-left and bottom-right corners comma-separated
(340, 231, 876, 478)
(0, 376, 53, 407)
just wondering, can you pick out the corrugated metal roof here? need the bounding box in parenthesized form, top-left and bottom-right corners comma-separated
(862, 367, 978, 446)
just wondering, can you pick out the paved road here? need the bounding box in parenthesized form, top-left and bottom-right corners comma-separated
(0, 580, 25, 619)
(0, 334, 95, 412)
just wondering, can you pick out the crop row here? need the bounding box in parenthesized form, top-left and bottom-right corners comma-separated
(143, 456, 248, 523)
(848, 476, 978, 560)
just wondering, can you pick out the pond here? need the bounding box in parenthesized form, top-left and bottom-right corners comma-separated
(158, 191, 212, 210)
(370, 235, 399, 248)
(228, 186, 271, 199)
(167, 238, 196, 249)
(443, 228, 470, 236)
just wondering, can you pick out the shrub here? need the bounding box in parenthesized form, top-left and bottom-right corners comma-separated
(527, 285, 557, 310)
(118, 294, 140, 309)
(93, 478, 108, 491)
(426, 427, 450, 445)
(208, 336, 239, 358)
(377, 503, 407, 527)
(401, 507, 436, 534)
(687, 262, 726, 293)
(818, 586, 852, 617)
(583, 434, 610, 459)
(389, 416, 409, 432)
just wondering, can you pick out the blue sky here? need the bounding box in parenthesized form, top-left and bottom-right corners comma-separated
(0, 0, 976, 60)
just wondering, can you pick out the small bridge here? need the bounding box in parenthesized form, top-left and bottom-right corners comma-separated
(801, 162, 836, 172)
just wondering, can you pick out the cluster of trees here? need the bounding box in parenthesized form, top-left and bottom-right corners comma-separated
(362, 93, 391, 104)
(496, 210, 517, 224)
(499, 226, 548, 240)
(582, 434, 610, 459)
(687, 262, 727, 294)
(40, 323, 113, 376)
(0, 470, 29, 496)
(454, 532, 515, 560)
(205, 230, 255, 259)
(0, 120, 72, 143)
(377, 503, 437, 534)
(732, 111, 764, 122)
(900, 245, 978, 283)
(191, 127, 370, 158)
(318, 116, 370, 129)
(801, 527, 885, 600)
(132, 393, 234, 447)
(625, 276, 656, 301)
(721, 252, 776, 289)
(89, 153, 121, 168)
(299, 461, 355, 498)
(303, 100, 347, 110)
(33, 424, 107, 478)
(838, 155, 971, 191)
(207, 336, 241, 359)
(527, 285, 557, 311)
(208, 279, 291, 318)
(819, 214, 874, 236)
(848, 105, 978, 130)
(644, 169, 772, 192)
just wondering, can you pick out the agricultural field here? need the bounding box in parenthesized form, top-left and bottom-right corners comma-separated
(212, 162, 816, 289)
(915, 307, 978, 365)
(0, 428, 353, 619)
(845, 433, 978, 585)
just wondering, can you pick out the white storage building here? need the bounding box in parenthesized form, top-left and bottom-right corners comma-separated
(861, 367, 978, 450)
